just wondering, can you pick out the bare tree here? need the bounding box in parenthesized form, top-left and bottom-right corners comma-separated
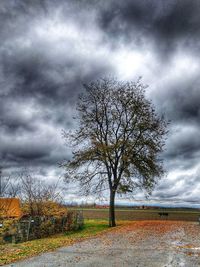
(19, 172, 63, 216)
(0, 167, 21, 218)
(0, 167, 21, 198)
(0, 167, 10, 197)
(6, 179, 21, 198)
(63, 78, 168, 227)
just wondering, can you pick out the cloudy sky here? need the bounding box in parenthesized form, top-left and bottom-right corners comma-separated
(1, 0, 200, 206)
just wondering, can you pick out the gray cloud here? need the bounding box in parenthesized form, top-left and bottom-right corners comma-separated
(97, 0, 200, 56)
(152, 169, 200, 204)
(0, 0, 200, 205)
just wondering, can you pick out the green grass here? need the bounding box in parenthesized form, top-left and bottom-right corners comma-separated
(0, 220, 109, 266)
(65, 219, 109, 237)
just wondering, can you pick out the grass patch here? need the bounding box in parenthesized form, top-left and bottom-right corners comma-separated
(0, 220, 109, 266)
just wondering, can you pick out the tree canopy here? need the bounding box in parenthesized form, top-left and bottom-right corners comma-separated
(64, 78, 168, 226)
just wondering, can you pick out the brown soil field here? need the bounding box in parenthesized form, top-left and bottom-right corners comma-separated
(75, 208, 200, 222)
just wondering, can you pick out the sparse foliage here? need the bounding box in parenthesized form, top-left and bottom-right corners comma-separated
(19, 172, 63, 216)
(63, 78, 168, 226)
(0, 167, 21, 198)
(0, 167, 10, 197)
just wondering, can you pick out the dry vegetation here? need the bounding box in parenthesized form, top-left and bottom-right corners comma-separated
(78, 208, 200, 221)
(2, 220, 199, 266)
(0, 220, 110, 266)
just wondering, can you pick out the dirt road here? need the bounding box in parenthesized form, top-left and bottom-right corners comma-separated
(4, 221, 200, 267)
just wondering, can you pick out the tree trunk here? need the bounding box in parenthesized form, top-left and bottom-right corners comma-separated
(109, 190, 116, 227)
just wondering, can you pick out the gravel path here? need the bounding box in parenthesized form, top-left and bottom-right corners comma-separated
(4, 221, 200, 267)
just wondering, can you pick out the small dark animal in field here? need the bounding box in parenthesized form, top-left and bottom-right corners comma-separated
(158, 212, 169, 219)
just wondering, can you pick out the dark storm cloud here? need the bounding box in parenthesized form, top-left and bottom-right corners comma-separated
(153, 74, 200, 123)
(97, 0, 200, 55)
(0, 0, 200, 204)
(0, 0, 111, 102)
(0, 0, 112, 174)
(1, 27, 110, 104)
(150, 69, 200, 172)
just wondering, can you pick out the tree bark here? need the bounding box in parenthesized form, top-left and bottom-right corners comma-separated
(109, 189, 116, 227)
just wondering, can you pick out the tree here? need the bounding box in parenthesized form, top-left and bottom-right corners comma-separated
(19, 172, 63, 216)
(0, 167, 10, 197)
(0, 167, 21, 218)
(0, 167, 20, 198)
(63, 78, 168, 227)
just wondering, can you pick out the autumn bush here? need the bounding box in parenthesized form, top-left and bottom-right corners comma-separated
(0, 210, 84, 243)
(39, 220, 55, 237)
(0, 219, 18, 244)
(21, 201, 68, 217)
